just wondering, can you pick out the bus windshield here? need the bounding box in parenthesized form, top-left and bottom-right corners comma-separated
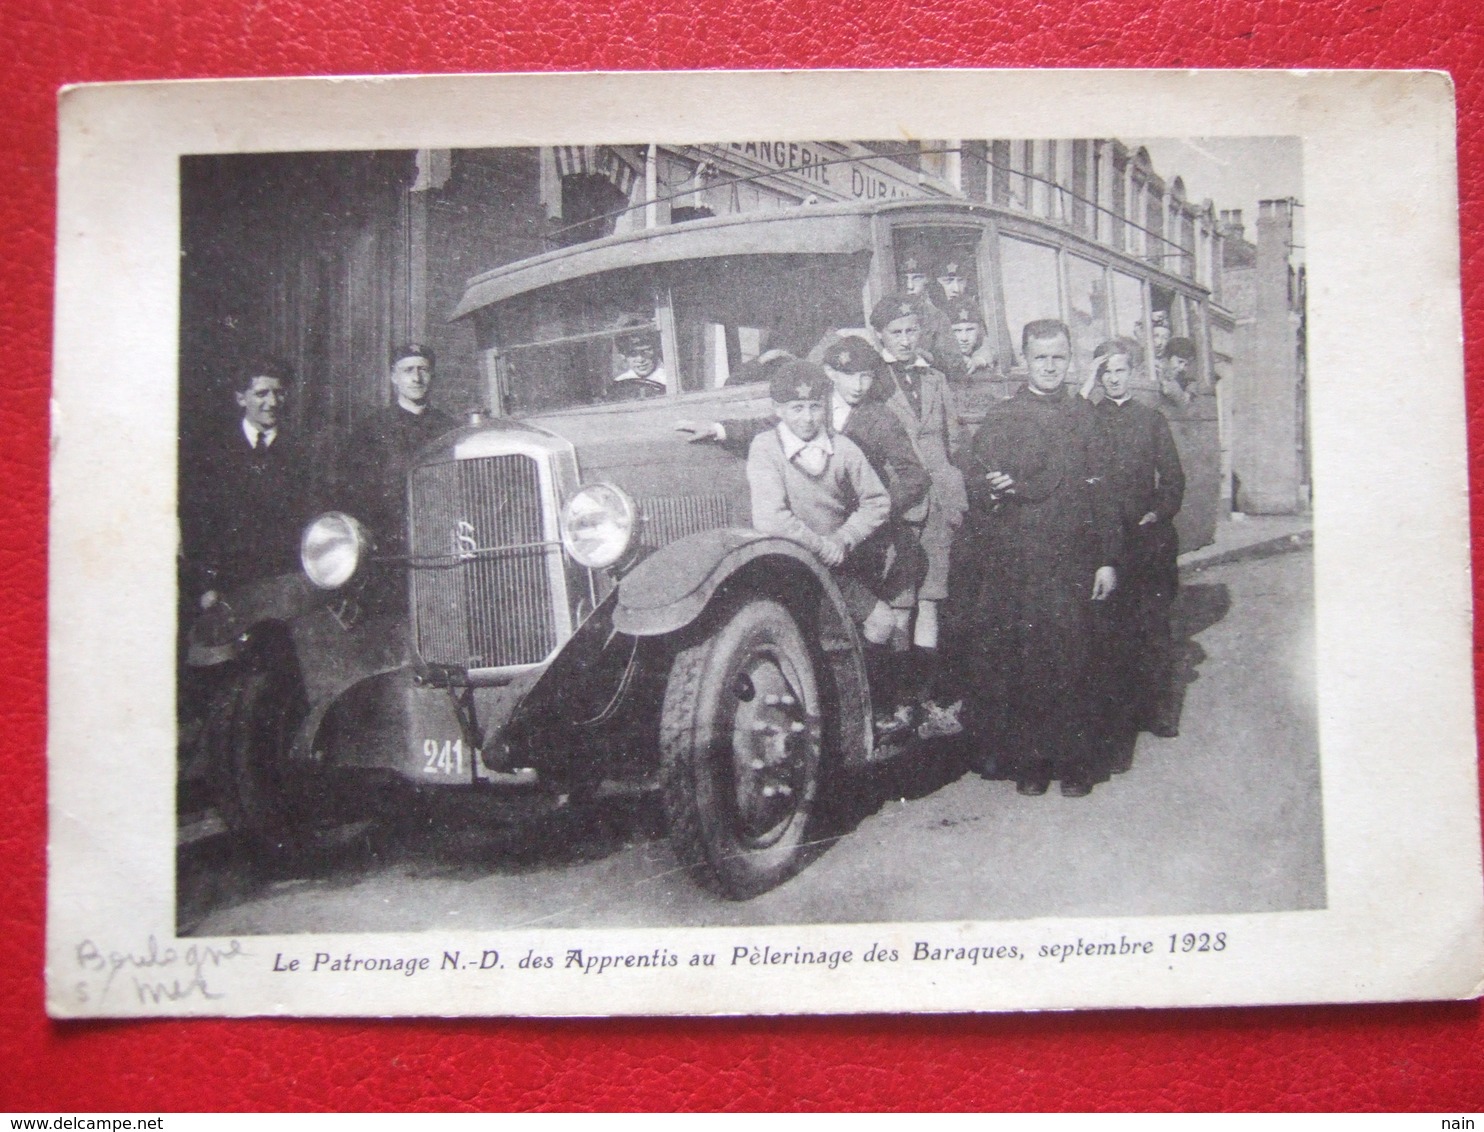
(488, 252, 871, 416)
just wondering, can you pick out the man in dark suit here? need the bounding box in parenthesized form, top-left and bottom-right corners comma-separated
(340, 342, 458, 558)
(183, 357, 311, 609)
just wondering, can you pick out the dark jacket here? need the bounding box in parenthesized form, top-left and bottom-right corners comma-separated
(182, 423, 312, 596)
(1092, 396, 1184, 577)
(339, 402, 458, 555)
(948, 385, 1122, 778)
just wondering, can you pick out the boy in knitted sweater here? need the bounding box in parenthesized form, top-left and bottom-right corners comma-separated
(747, 359, 912, 735)
(747, 358, 890, 571)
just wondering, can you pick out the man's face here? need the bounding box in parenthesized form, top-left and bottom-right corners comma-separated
(623, 340, 658, 379)
(937, 270, 967, 301)
(1165, 354, 1190, 383)
(236, 376, 285, 430)
(391, 354, 434, 404)
(901, 271, 928, 296)
(775, 398, 826, 442)
(1025, 333, 1071, 394)
(826, 366, 874, 407)
(952, 320, 981, 356)
(1152, 324, 1172, 355)
(880, 313, 921, 363)
(1099, 353, 1133, 400)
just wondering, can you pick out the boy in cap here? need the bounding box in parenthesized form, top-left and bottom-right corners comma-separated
(897, 252, 965, 380)
(946, 302, 997, 377)
(747, 359, 914, 730)
(747, 357, 890, 571)
(610, 313, 668, 399)
(678, 337, 933, 735)
(869, 292, 968, 724)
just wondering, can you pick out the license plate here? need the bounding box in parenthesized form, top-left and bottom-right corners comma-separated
(421, 738, 471, 777)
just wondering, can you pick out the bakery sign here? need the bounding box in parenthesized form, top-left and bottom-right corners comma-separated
(701, 141, 942, 203)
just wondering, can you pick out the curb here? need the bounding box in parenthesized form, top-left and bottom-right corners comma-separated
(1179, 528, 1313, 575)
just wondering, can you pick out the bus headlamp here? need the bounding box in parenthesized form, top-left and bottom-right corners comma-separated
(301, 512, 368, 590)
(561, 483, 637, 570)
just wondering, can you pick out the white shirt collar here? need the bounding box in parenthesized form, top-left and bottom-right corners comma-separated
(397, 396, 428, 415)
(242, 419, 277, 447)
(831, 391, 853, 432)
(776, 422, 833, 461)
(1107, 393, 1133, 406)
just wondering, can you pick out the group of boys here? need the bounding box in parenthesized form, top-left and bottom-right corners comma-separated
(684, 293, 1187, 797)
(678, 293, 972, 741)
(190, 298, 1187, 799)
(897, 252, 997, 380)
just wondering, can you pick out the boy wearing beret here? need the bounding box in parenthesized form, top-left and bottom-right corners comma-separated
(746, 359, 922, 734)
(747, 358, 891, 573)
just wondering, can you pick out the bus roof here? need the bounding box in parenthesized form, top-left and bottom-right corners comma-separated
(450, 197, 1206, 321)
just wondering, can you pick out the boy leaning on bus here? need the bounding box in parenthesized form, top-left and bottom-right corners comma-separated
(746, 360, 916, 735)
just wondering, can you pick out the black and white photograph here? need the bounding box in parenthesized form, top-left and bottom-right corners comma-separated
(172, 134, 1322, 932)
(46, 71, 1481, 1018)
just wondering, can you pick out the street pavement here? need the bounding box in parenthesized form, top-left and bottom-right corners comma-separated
(180, 540, 1322, 935)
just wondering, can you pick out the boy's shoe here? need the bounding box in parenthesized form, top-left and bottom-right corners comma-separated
(916, 699, 964, 739)
(874, 703, 918, 740)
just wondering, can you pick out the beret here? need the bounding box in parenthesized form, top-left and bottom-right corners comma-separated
(869, 292, 920, 331)
(815, 332, 883, 375)
(390, 341, 435, 367)
(769, 358, 832, 404)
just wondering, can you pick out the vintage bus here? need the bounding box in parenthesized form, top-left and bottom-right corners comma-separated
(190, 192, 1225, 900)
(454, 195, 1222, 551)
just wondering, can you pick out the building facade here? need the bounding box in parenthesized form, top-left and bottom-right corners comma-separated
(1217, 199, 1309, 514)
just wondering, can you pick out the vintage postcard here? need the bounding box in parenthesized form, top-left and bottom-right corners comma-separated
(47, 70, 1481, 1017)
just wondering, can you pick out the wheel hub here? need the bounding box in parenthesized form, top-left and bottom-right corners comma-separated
(728, 653, 815, 843)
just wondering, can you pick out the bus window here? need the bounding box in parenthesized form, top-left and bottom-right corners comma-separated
(670, 253, 870, 392)
(999, 235, 1061, 366)
(696, 321, 769, 387)
(1110, 269, 1150, 379)
(889, 227, 983, 376)
(1064, 253, 1110, 380)
(490, 276, 660, 414)
(1178, 296, 1209, 389)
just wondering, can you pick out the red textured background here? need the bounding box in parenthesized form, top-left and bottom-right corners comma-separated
(4, 0, 1482, 1114)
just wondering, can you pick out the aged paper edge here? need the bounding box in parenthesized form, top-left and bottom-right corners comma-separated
(46, 69, 1483, 1017)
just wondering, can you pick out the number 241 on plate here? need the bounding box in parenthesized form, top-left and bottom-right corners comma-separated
(423, 738, 469, 776)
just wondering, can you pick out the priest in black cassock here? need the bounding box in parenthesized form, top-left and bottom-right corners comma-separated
(1090, 337, 1186, 766)
(948, 320, 1121, 798)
